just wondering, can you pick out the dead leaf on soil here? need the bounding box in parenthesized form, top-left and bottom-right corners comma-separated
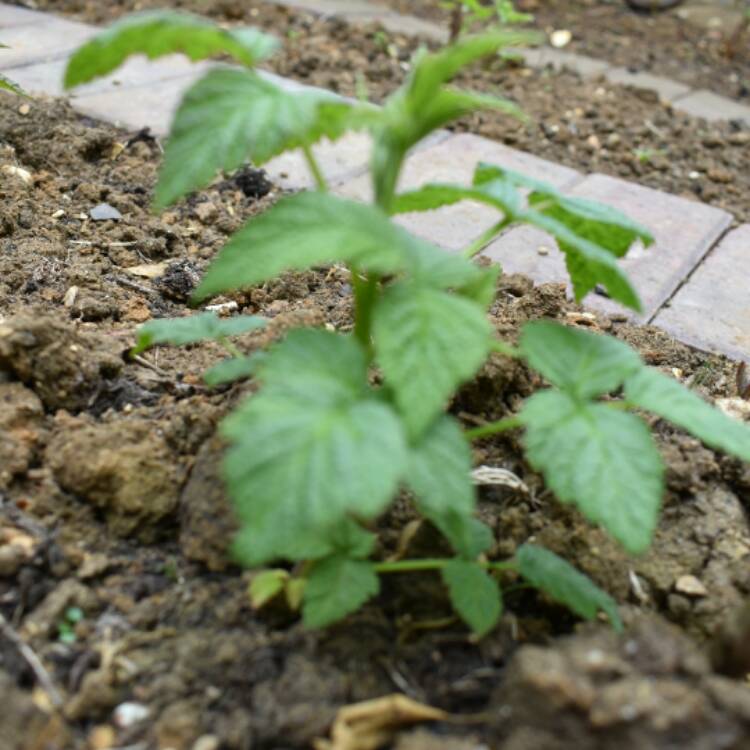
(314, 694, 449, 750)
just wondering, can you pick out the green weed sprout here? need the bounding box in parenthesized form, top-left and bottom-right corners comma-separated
(65, 12, 750, 636)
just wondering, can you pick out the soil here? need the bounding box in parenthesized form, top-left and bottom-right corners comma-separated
(2, 7, 750, 750)
(22, 0, 750, 226)
(374, 0, 750, 104)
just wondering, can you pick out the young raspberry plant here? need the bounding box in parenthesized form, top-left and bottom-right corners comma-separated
(66, 12, 750, 636)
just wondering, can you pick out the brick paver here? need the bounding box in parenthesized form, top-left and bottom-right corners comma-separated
(519, 48, 610, 77)
(0, 17, 95, 69)
(653, 225, 750, 361)
(0, 3, 44, 26)
(604, 67, 691, 102)
(265, 132, 373, 191)
(336, 132, 581, 252)
(482, 173, 732, 321)
(672, 89, 750, 125)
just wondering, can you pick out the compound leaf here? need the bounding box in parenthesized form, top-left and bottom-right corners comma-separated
(520, 390, 663, 554)
(155, 67, 377, 209)
(303, 555, 379, 628)
(407, 416, 492, 557)
(441, 559, 502, 636)
(516, 544, 622, 631)
(64, 10, 278, 88)
(625, 367, 750, 462)
(222, 330, 407, 565)
(194, 192, 432, 301)
(131, 312, 266, 355)
(473, 163, 650, 311)
(519, 321, 642, 400)
(373, 282, 492, 437)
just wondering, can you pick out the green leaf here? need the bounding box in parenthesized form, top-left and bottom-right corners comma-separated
(516, 544, 622, 631)
(519, 321, 642, 400)
(131, 312, 266, 355)
(473, 163, 650, 311)
(441, 559, 502, 636)
(0, 74, 25, 96)
(524, 209, 643, 311)
(520, 390, 663, 553)
(528, 190, 653, 260)
(204, 356, 258, 386)
(392, 179, 522, 219)
(303, 555, 379, 627)
(373, 282, 492, 437)
(155, 68, 378, 209)
(222, 330, 407, 564)
(194, 192, 433, 301)
(64, 10, 278, 88)
(408, 31, 538, 110)
(407, 416, 491, 557)
(625, 367, 750, 462)
(249, 569, 288, 609)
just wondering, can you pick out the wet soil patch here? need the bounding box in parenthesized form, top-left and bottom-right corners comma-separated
(2, 34, 750, 750)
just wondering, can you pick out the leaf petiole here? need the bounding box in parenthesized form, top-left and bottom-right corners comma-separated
(464, 415, 523, 441)
(302, 143, 328, 192)
(218, 336, 243, 359)
(490, 339, 520, 358)
(373, 558, 518, 574)
(462, 217, 512, 258)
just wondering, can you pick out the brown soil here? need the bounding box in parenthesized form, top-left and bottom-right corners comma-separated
(2, 9, 750, 750)
(374, 0, 750, 104)
(23, 0, 750, 226)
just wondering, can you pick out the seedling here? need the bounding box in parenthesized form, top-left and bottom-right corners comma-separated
(66, 12, 750, 636)
(57, 606, 84, 644)
(442, 0, 533, 42)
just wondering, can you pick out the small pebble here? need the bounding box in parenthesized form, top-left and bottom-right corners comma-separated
(89, 203, 122, 221)
(192, 736, 220, 750)
(674, 574, 708, 597)
(113, 701, 150, 728)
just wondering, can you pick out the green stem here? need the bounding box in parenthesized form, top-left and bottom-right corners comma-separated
(352, 270, 379, 359)
(490, 339, 520, 358)
(464, 415, 523, 441)
(302, 144, 328, 192)
(605, 400, 635, 411)
(374, 558, 518, 574)
(218, 337, 243, 359)
(462, 217, 512, 258)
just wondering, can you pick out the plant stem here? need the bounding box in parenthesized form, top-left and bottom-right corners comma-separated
(374, 558, 518, 574)
(352, 270, 379, 358)
(302, 144, 328, 192)
(490, 339, 520, 358)
(462, 217, 512, 258)
(464, 415, 523, 441)
(218, 337, 243, 359)
(605, 400, 635, 411)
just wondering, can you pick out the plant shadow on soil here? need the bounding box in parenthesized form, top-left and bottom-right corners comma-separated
(2, 39, 750, 750)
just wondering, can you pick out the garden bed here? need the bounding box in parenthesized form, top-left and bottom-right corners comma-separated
(20, 0, 750, 225)
(2, 77, 750, 748)
(374, 0, 750, 104)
